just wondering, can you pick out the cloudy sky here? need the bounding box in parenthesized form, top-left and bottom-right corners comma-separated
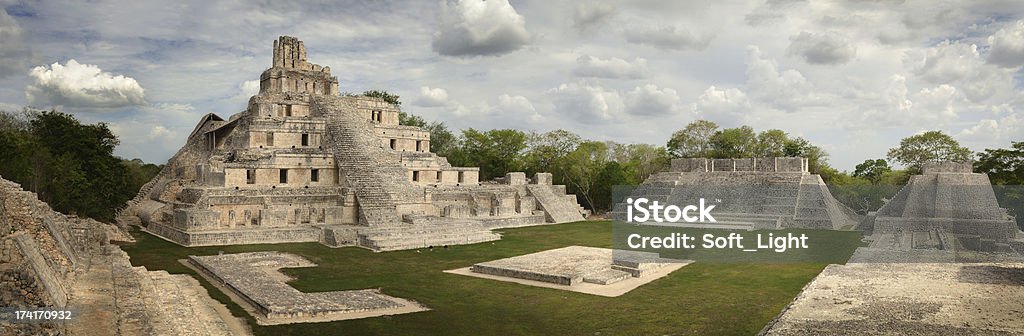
(1, 0, 1022, 170)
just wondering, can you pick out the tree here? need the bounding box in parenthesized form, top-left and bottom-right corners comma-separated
(853, 159, 892, 184)
(458, 129, 528, 180)
(975, 141, 1024, 185)
(709, 126, 757, 158)
(0, 109, 159, 222)
(754, 129, 788, 157)
(621, 143, 669, 183)
(783, 137, 830, 175)
(666, 120, 718, 158)
(362, 90, 401, 106)
(560, 141, 610, 211)
(887, 131, 972, 172)
(398, 112, 426, 127)
(424, 121, 458, 158)
(593, 161, 630, 211)
(523, 129, 582, 175)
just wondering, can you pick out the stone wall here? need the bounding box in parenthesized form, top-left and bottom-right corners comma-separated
(0, 176, 250, 335)
(671, 157, 808, 173)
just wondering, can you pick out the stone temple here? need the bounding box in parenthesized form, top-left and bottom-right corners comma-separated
(854, 161, 1023, 260)
(121, 36, 585, 251)
(615, 157, 858, 230)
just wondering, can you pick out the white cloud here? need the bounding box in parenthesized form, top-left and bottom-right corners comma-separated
(571, 55, 649, 79)
(692, 85, 750, 124)
(0, 10, 30, 78)
(623, 25, 711, 51)
(432, 0, 531, 57)
(413, 86, 451, 107)
(745, 46, 816, 111)
(573, 3, 616, 33)
(25, 60, 146, 109)
(547, 82, 622, 124)
(496, 93, 541, 123)
(905, 40, 1015, 102)
(987, 20, 1024, 68)
(624, 84, 680, 117)
(786, 31, 856, 65)
(230, 80, 260, 104)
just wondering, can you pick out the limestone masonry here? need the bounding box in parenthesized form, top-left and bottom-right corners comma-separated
(856, 161, 1023, 258)
(615, 157, 859, 230)
(188, 251, 427, 325)
(0, 176, 249, 336)
(120, 36, 585, 251)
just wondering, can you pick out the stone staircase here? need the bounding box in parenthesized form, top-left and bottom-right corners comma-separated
(312, 96, 416, 226)
(526, 184, 585, 223)
(356, 221, 501, 251)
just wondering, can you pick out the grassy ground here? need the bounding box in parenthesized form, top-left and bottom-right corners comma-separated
(120, 221, 865, 336)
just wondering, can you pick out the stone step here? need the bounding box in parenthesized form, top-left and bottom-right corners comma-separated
(583, 269, 632, 285)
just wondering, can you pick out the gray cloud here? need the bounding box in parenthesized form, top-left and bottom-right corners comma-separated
(786, 31, 856, 65)
(623, 25, 711, 51)
(0, 10, 30, 78)
(572, 3, 616, 33)
(624, 84, 680, 117)
(571, 55, 648, 79)
(432, 0, 531, 57)
(987, 20, 1024, 68)
(547, 82, 622, 124)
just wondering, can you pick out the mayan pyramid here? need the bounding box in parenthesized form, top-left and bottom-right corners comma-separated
(119, 36, 585, 251)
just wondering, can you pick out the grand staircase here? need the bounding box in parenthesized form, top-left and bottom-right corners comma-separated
(312, 96, 417, 226)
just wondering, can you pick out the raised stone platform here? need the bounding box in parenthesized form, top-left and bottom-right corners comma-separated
(761, 263, 1024, 335)
(446, 246, 690, 297)
(187, 251, 427, 325)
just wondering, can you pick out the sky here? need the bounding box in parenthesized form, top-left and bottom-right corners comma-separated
(0, 0, 1022, 171)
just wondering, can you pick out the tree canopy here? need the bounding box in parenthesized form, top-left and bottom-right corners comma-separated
(887, 130, 972, 171)
(0, 109, 162, 221)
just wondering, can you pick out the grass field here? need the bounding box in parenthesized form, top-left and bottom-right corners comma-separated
(120, 221, 865, 336)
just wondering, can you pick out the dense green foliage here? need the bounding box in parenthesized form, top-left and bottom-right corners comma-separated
(887, 130, 972, 173)
(121, 221, 866, 336)
(975, 141, 1024, 230)
(0, 109, 162, 221)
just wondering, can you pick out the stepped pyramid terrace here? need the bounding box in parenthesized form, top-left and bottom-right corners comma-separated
(853, 161, 1024, 261)
(120, 36, 585, 251)
(613, 157, 859, 230)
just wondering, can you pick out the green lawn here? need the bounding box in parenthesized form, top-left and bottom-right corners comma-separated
(120, 221, 865, 336)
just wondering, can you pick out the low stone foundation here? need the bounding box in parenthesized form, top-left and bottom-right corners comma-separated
(188, 251, 427, 325)
(448, 246, 690, 297)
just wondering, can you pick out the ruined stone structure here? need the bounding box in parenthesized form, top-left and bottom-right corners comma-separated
(447, 246, 690, 297)
(121, 36, 585, 251)
(188, 252, 426, 325)
(615, 157, 858, 230)
(850, 162, 1024, 261)
(0, 176, 249, 335)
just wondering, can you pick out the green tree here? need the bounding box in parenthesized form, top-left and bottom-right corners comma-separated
(783, 137, 830, 175)
(362, 90, 401, 106)
(975, 142, 1024, 231)
(621, 143, 669, 183)
(975, 141, 1024, 185)
(398, 111, 426, 127)
(458, 129, 528, 180)
(709, 126, 757, 158)
(853, 159, 892, 184)
(593, 161, 630, 211)
(754, 129, 788, 157)
(560, 141, 610, 211)
(523, 129, 582, 175)
(666, 120, 718, 158)
(887, 131, 972, 172)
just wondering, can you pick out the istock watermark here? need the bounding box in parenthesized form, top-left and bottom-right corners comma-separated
(624, 197, 716, 223)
